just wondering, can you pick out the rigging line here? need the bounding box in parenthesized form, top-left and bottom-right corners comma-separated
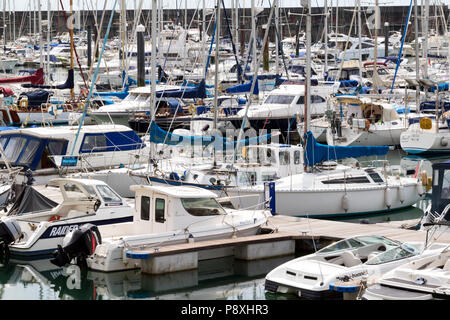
(58, 0, 89, 92)
(70, 0, 119, 156)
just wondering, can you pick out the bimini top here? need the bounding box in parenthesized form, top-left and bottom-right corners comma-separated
(130, 185, 218, 199)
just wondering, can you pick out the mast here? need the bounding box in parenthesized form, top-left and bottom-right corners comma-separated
(423, 0, 429, 78)
(414, 0, 420, 110)
(2, 0, 5, 52)
(275, 0, 279, 76)
(305, 0, 311, 135)
(213, 0, 220, 167)
(70, 0, 74, 99)
(150, 0, 157, 163)
(358, 0, 362, 83)
(47, 0, 51, 83)
(38, 0, 43, 69)
(251, 0, 257, 76)
(373, 0, 380, 93)
(324, 0, 328, 75)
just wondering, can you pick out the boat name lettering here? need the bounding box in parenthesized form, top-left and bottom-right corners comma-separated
(335, 270, 368, 281)
(49, 224, 79, 238)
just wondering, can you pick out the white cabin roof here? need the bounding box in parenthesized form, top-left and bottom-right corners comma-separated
(130, 185, 218, 199)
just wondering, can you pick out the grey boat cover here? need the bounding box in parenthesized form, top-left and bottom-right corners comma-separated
(7, 184, 58, 216)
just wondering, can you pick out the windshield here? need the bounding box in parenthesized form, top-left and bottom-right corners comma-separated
(181, 198, 226, 216)
(318, 236, 400, 254)
(96, 185, 122, 203)
(365, 243, 420, 265)
(264, 95, 295, 105)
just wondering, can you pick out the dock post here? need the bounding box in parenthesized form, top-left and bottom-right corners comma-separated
(264, 182, 276, 214)
(136, 24, 146, 87)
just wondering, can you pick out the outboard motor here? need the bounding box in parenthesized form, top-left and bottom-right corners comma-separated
(0, 217, 22, 263)
(51, 224, 102, 268)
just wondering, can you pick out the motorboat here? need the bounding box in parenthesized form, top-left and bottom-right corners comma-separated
(226, 83, 339, 134)
(52, 184, 271, 272)
(264, 235, 448, 300)
(361, 244, 450, 300)
(4, 178, 133, 258)
(0, 124, 148, 185)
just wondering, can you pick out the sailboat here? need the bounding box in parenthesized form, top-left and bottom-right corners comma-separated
(225, 0, 425, 218)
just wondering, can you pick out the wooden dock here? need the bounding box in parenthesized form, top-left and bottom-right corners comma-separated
(266, 215, 450, 244)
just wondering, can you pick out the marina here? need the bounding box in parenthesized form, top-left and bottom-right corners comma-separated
(0, 0, 449, 307)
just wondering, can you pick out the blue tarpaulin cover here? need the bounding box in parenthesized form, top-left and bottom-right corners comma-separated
(303, 131, 389, 167)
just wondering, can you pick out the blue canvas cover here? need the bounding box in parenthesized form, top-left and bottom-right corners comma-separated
(156, 80, 206, 99)
(303, 131, 389, 167)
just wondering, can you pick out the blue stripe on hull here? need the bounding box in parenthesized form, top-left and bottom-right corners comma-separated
(290, 205, 414, 219)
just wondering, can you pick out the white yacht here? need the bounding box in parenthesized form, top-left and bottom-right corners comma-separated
(229, 83, 339, 133)
(325, 96, 409, 147)
(265, 235, 447, 300)
(225, 131, 424, 218)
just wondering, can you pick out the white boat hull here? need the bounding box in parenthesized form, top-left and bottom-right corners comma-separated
(227, 182, 422, 217)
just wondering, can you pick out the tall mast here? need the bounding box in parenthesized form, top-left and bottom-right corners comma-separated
(414, 0, 420, 110)
(213, 0, 220, 167)
(38, 0, 43, 69)
(251, 0, 257, 75)
(275, 0, 279, 76)
(324, 0, 328, 75)
(423, 0, 429, 78)
(70, 0, 74, 98)
(149, 0, 157, 165)
(2, 0, 5, 52)
(358, 0, 362, 82)
(304, 0, 311, 137)
(47, 0, 51, 83)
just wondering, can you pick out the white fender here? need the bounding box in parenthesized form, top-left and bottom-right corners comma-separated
(385, 187, 392, 209)
(417, 183, 424, 196)
(342, 194, 349, 212)
(398, 185, 405, 204)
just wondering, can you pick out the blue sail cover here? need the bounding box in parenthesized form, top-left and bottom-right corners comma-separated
(420, 101, 450, 112)
(428, 83, 449, 92)
(226, 79, 259, 95)
(303, 131, 389, 167)
(149, 122, 271, 150)
(155, 80, 206, 99)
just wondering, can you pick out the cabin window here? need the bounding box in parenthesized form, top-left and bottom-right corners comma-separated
(47, 140, 68, 155)
(366, 169, 384, 183)
(3, 136, 27, 163)
(155, 198, 166, 223)
(321, 176, 371, 184)
(294, 151, 301, 165)
(141, 196, 150, 221)
(297, 95, 325, 105)
(18, 139, 40, 165)
(81, 135, 107, 153)
(279, 151, 290, 165)
(96, 185, 122, 203)
(434, 170, 439, 186)
(63, 183, 91, 198)
(181, 198, 226, 216)
(264, 95, 295, 105)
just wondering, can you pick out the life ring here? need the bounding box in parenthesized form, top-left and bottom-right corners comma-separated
(365, 119, 370, 131)
(49, 215, 61, 222)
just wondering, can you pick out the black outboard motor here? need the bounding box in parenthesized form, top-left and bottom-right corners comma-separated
(51, 224, 102, 268)
(0, 218, 22, 263)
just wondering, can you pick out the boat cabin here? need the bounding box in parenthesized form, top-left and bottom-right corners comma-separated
(0, 125, 145, 171)
(130, 185, 227, 234)
(236, 144, 304, 186)
(430, 161, 450, 220)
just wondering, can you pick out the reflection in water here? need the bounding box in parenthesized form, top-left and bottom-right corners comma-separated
(0, 255, 297, 300)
